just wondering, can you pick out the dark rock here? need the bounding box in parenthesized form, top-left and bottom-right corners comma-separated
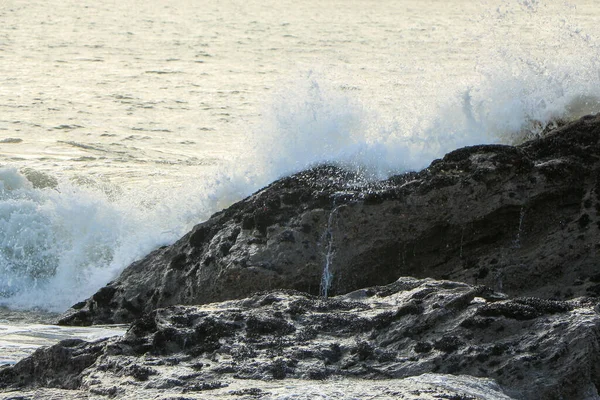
(91, 286, 117, 306)
(0, 338, 106, 390)
(414, 341, 433, 353)
(477, 298, 573, 320)
(58, 114, 600, 327)
(13, 115, 600, 399)
(433, 335, 465, 353)
(3, 277, 599, 399)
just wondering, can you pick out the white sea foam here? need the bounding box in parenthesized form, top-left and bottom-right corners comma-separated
(0, 167, 250, 312)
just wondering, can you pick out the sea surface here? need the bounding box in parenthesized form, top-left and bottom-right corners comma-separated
(1, 0, 600, 364)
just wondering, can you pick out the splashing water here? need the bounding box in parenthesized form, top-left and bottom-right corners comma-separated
(0, 167, 251, 311)
(247, 12, 600, 184)
(2, 1, 600, 312)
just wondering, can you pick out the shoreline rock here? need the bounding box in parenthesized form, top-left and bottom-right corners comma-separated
(2, 277, 599, 399)
(3, 114, 600, 399)
(60, 114, 600, 326)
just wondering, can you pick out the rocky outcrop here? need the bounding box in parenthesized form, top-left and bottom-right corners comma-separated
(4, 115, 600, 399)
(2, 277, 599, 399)
(59, 114, 600, 326)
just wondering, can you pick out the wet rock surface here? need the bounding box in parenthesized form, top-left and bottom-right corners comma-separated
(60, 114, 600, 326)
(3, 115, 600, 399)
(4, 277, 599, 399)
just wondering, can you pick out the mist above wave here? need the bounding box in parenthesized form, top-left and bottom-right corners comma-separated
(247, 1, 600, 182)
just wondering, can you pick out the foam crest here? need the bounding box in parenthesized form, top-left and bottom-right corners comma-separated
(0, 168, 250, 311)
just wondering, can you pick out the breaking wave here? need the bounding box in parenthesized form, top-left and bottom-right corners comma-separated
(2, 0, 600, 311)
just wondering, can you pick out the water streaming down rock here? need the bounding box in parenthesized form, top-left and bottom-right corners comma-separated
(512, 207, 526, 249)
(319, 209, 336, 299)
(319, 197, 350, 299)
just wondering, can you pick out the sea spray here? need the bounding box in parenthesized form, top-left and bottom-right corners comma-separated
(0, 168, 158, 310)
(247, 20, 600, 187)
(0, 167, 252, 311)
(3, 1, 600, 313)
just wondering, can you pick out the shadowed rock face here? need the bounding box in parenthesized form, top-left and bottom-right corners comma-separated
(1, 278, 598, 399)
(59, 114, 600, 326)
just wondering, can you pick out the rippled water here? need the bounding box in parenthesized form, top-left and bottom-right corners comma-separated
(3, 0, 597, 184)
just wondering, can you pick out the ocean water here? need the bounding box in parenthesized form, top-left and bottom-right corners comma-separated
(1, 0, 600, 362)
